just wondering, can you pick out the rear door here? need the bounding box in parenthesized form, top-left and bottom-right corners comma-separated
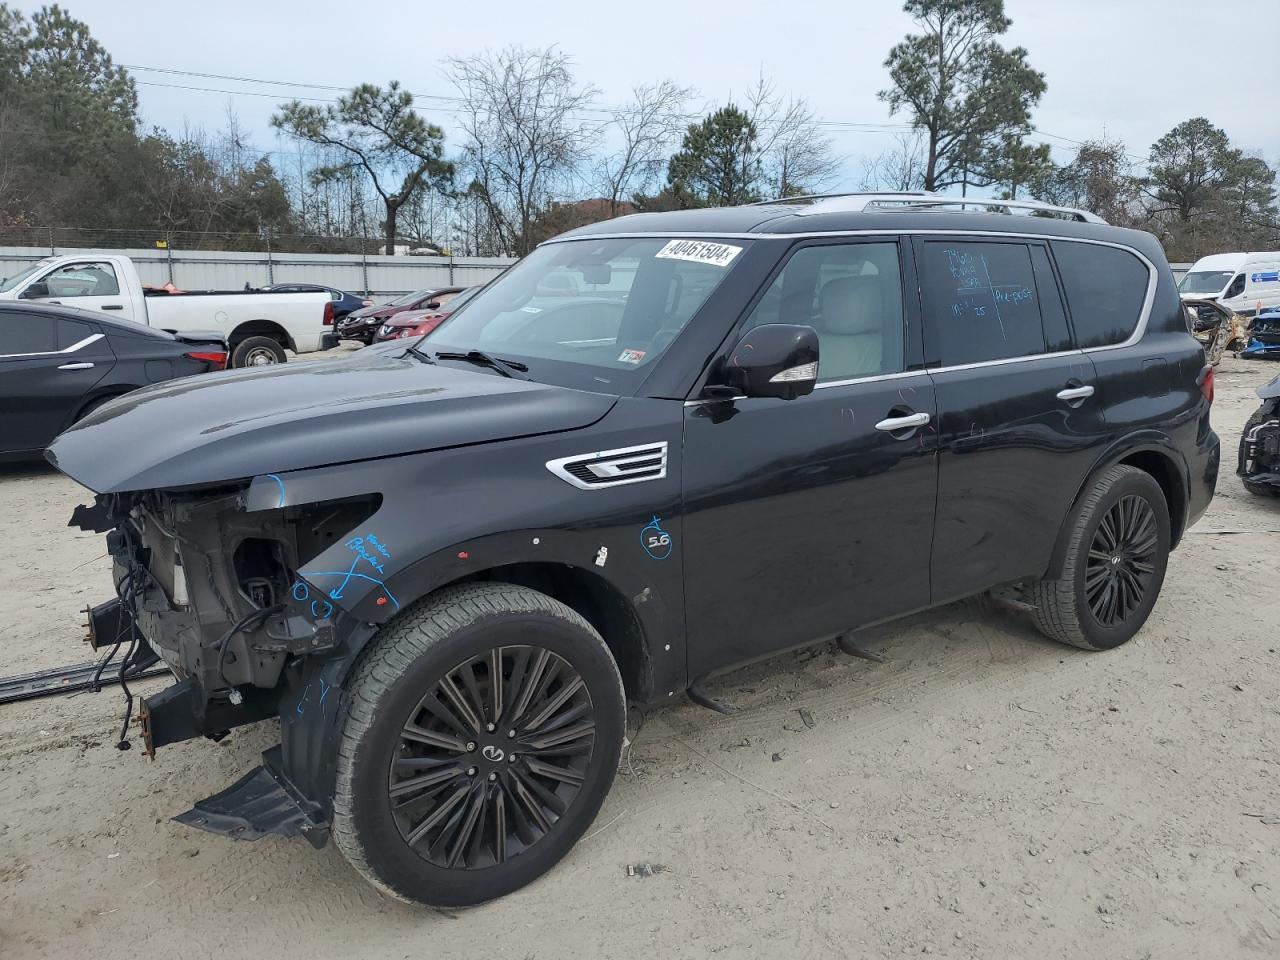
(682, 239, 937, 676)
(0, 311, 113, 454)
(916, 236, 1106, 604)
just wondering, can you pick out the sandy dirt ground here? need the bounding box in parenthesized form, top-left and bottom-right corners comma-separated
(1, 354, 1278, 960)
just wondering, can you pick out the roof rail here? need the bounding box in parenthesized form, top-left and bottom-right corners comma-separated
(750, 191, 936, 208)
(772, 192, 1106, 224)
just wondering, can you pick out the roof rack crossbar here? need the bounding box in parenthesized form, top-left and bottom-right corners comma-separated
(755, 191, 1106, 224)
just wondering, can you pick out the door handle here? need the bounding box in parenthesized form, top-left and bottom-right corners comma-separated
(875, 411, 931, 432)
(100, 304, 124, 310)
(1056, 385, 1095, 401)
(58, 362, 94, 370)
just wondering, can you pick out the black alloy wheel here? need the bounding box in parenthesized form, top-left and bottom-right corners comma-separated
(388, 645, 595, 870)
(1028, 464, 1170, 651)
(1084, 494, 1159, 627)
(331, 582, 625, 906)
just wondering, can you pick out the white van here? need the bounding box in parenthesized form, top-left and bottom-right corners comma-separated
(1178, 252, 1280, 315)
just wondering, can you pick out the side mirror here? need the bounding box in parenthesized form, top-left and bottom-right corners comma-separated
(20, 281, 50, 299)
(720, 323, 819, 400)
(425, 300, 441, 310)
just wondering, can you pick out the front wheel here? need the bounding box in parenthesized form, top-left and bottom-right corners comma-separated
(230, 336, 287, 367)
(332, 583, 626, 906)
(1029, 465, 1170, 651)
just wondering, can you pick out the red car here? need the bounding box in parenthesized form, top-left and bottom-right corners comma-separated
(338, 287, 466, 344)
(374, 286, 478, 342)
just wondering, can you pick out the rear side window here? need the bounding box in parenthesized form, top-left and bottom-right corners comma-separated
(0, 311, 57, 354)
(920, 240, 1046, 365)
(1051, 241, 1150, 348)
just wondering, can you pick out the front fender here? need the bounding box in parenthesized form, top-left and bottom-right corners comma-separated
(257, 397, 689, 703)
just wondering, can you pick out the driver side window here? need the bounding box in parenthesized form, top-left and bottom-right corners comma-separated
(744, 242, 905, 382)
(42, 261, 120, 298)
(1225, 274, 1245, 298)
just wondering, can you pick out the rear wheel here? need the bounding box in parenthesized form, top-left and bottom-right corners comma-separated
(73, 394, 116, 424)
(332, 582, 625, 906)
(1029, 465, 1170, 650)
(230, 336, 286, 367)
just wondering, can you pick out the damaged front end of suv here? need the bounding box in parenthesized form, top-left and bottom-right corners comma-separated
(1239, 372, 1280, 497)
(44, 348, 628, 855)
(72, 478, 385, 846)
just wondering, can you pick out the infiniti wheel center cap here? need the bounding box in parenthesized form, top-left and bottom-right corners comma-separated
(1110, 556, 1122, 566)
(482, 744, 505, 763)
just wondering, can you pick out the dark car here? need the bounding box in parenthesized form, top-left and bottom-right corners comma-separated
(1238, 369, 1280, 495)
(338, 287, 466, 344)
(1, 301, 225, 460)
(261, 283, 371, 324)
(48, 194, 1218, 908)
(373, 286, 477, 342)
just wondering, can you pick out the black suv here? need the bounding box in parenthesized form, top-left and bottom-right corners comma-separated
(48, 194, 1219, 907)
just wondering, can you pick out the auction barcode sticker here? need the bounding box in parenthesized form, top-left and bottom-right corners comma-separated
(654, 239, 743, 268)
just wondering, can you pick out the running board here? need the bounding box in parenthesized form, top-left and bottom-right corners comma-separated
(0, 657, 167, 705)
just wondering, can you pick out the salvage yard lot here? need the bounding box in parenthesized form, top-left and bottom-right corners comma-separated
(2, 356, 1278, 959)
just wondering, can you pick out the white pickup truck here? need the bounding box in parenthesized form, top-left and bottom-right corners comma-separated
(0, 254, 339, 366)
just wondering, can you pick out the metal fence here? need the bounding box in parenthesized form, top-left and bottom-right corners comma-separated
(0, 227, 515, 296)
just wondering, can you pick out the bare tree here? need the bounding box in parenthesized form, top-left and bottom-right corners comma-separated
(449, 47, 599, 256)
(598, 80, 693, 215)
(744, 73, 839, 198)
(858, 132, 929, 192)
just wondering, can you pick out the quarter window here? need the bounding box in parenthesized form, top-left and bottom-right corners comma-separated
(743, 242, 904, 381)
(56, 317, 96, 349)
(921, 241, 1046, 365)
(1050, 241, 1150, 348)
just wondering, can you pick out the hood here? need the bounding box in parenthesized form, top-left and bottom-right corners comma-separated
(385, 309, 440, 328)
(1259, 373, 1280, 400)
(345, 303, 414, 322)
(47, 351, 616, 493)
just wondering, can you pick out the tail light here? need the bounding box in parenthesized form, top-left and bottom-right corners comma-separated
(1197, 364, 1214, 404)
(323, 301, 334, 326)
(185, 350, 228, 370)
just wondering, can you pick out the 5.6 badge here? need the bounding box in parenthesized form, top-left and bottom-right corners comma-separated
(640, 516, 673, 560)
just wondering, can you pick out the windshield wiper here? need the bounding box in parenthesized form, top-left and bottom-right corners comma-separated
(435, 349, 530, 379)
(403, 342, 436, 365)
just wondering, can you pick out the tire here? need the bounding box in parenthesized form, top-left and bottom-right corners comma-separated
(1241, 406, 1280, 497)
(230, 336, 287, 367)
(1029, 465, 1170, 651)
(332, 582, 626, 907)
(73, 394, 117, 424)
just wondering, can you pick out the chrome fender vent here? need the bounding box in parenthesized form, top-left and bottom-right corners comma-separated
(546, 442, 668, 490)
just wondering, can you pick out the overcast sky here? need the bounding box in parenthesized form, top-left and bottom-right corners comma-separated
(23, 0, 1279, 190)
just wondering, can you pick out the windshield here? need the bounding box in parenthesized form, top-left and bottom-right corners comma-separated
(0, 261, 50, 293)
(388, 288, 436, 306)
(440, 285, 479, 313)
(424, 237, 748, 393)
(1179, 270, 1233, 295)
